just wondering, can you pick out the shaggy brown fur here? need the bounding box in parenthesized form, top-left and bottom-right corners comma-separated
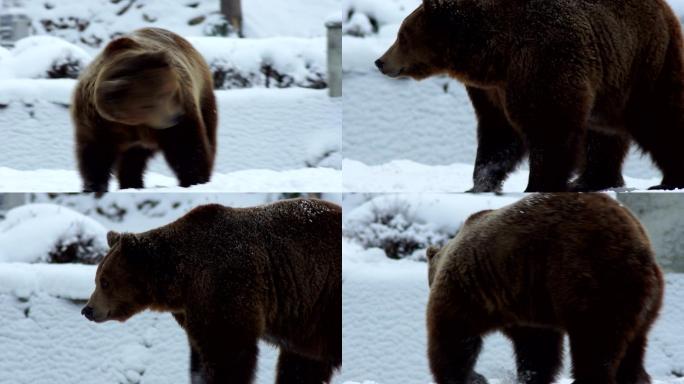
(376, 0, 684, 192)
(72, 27, 217, 192)
(426, 193, 664, 384)
(81, 198, 341, 384)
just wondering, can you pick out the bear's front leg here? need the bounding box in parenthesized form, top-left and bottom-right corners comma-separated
(116, 146, 154, 189)
(173, 313, 206, 384)
(275, 350, 336, 384)
(427, 312, 487, 384)
(157, 114, 214, 188)
(76, 137, 116, 193)
(466, 87, 526, 193)
(185, 314, 260, 384)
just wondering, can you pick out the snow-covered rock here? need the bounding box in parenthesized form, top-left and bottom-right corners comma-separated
(0, 35, 91, 79)
(0, 204, 108, 264)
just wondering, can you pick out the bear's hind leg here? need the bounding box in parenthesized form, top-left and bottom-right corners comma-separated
(158, 115, 213, 188)
(466, 87, 526, 193)
(190, 345, 205, 384)
(427, 315, 487, 384)
(571, 130, 629, 191)
(616, 333, 651, 384)
(504, 326, 563, 384)
(275, 350, 335, 384)
(567, 326, 628, 384)
(116, 146, 154, 189)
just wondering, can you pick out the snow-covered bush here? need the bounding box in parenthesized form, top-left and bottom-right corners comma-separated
(344, 194, 521, 260)
(342, 0, 417, 37)
(0, 204, 108, 264)
(0, 35, 91, 79)
(188, 37, 327, 90)
(344, 198, 453, 260)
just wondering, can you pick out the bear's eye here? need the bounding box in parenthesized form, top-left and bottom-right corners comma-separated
(141, 104, 156, 110)
(100, 279, 110, 289)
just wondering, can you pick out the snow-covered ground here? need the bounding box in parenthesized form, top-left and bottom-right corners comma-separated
(342, 159, 664, 192)
(0, 193, 343, 384)
(0, 0, 341, 191)
(341, 0, 684, 188)
(0, 166, 341, 192)
(341, 193, 684, 383)
(0, 80, 341, 191)
(0, 263, 283, 384)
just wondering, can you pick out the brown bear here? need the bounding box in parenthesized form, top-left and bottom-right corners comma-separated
(376, 0, 684, 192)
(81, 198, 341, 384)
(426, 193, 664, 384)
(72, 27, 217, 192)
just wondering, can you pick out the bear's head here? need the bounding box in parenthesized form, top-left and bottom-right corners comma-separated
(81, 231, 154, 323)
(94, 37, 185, 129)
(375, 0, 490, 82)
(426, 245, 442, 287)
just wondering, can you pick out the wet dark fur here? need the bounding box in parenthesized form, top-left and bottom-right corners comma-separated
(72, 27, 217, 192)
(426, 194, 664, 384)
(92, 199, 341, 384)
(378, 0, 684, 192)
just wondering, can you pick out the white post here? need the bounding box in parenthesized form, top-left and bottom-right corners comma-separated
(0, 10, 30, 48)
(326, 20, 342, 98)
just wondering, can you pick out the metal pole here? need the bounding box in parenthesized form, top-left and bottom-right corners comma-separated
(326, 21, 342, 98)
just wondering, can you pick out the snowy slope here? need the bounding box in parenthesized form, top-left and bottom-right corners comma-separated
(0, 80, 340, 179)
(341, 0, 684, 181)
(341, 241, 684, 384)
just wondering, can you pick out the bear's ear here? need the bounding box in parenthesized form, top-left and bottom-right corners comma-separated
(423, 0, 446, 12)
(107, 231, 121, 247)
(103, 37, 140, 56)
(135, 51, 170, 70)
(426, 246, 440, 260)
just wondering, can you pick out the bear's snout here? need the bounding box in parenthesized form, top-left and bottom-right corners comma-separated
(375, 59, 385, 71)
(81, 306, 95, 321)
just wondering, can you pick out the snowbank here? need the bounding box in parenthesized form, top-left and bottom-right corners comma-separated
(0, 80, 341, 176)
(343, 159, 664, 192)
(341, 241, 684, 383)
(0, 166, 341, 193)
(0, 204, 108, 264)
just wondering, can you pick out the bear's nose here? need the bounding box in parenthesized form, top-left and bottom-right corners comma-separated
(375, 59, 385, 71)
(81, 306, 94, 321)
